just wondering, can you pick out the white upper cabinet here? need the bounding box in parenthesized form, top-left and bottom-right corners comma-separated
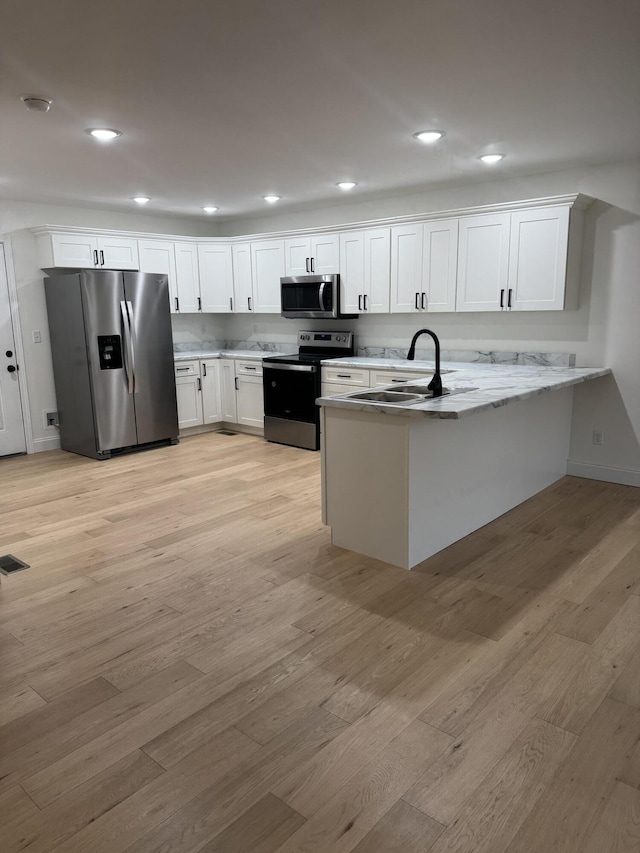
(251, 240, 285, 313)
(198, 243, 234, 313)
(173, 243, 200, 312)
(341, 229, 390, 313)
(456, 213, 511, 312)
(390, 224, 424, 312)
(284, 233, 339, 276)
(232, 243, 253, 313)
(508, 206, 570, 311)
(421, 219, 458, 312)
(42, 233, 139, 270)
(138, 239, 178, 313)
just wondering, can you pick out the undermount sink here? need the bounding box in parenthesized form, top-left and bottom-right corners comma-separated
(345, 385, 478, 406)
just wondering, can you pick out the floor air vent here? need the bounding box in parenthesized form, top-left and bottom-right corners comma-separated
(217, 430, 237, 436)
(0, 554, 30, 576)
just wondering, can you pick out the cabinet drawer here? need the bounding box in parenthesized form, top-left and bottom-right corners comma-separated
(322, 366, 369, 386)
(174, 360, 199, 377)
(235, 359, 263, 377)
(370, 369, 431, 387)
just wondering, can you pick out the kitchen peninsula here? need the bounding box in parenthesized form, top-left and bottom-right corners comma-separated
(318, 359, 610, 569)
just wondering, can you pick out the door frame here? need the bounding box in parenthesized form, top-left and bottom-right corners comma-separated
(0, 235, 33, 454)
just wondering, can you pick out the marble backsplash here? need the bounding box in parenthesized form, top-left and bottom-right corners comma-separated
(173, 339, 576, 367)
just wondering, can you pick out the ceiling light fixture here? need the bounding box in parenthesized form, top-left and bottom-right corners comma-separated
(413, 130, 445, 144)
(263, 195, 281, 203)
(478, 153, 505, 164)
(202, 206, 218, 214)
(86, 128, 122, 141)
(20, 95, 53, 113)
(336, 181, 357, 191)
(132, 196, 151, 205)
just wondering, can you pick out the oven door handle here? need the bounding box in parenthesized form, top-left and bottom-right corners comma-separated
(264, 363, 316, 373)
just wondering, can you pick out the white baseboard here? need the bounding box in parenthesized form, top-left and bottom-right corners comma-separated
(566, 460, 640, 488)
(32, 435, 61, 453)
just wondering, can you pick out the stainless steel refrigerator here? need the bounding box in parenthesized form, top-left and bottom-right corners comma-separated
(45, 269, 178, 459)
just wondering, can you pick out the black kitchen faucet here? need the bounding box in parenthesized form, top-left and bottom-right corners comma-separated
(406, 328, 443, 397)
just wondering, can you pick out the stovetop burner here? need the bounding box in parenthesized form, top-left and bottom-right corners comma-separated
(263, 330, 354, 365)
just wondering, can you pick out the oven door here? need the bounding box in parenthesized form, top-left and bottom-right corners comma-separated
(263, 362, 321, 450)
(280, 276, 336, 319)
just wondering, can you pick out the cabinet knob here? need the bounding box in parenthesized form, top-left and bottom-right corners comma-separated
(7, 365, 17, 373)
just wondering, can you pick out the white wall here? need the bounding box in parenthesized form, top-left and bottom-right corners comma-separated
(2, 197, 218, 451)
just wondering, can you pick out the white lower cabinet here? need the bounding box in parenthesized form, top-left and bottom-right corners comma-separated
(235, 361, 264, 428)
(200, 360, 222, 424)
(220, 359, 238, 422)
(175, 361, 203, 429)
(370, 369, 431, 386)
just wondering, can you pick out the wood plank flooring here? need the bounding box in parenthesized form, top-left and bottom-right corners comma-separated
(1, 432, 640, 852)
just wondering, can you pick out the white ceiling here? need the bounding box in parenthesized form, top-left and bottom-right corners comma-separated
(1, 0, 639, 221)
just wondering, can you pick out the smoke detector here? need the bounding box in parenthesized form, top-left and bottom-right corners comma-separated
(21, 95, 53, 113)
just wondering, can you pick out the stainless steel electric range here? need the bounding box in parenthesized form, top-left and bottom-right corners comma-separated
(262, 330, 354, 450)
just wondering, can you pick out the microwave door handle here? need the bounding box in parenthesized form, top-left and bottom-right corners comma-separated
(318, 282, 327, 310)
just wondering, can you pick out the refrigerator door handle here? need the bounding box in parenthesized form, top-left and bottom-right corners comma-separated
(126, 301, 138, 394)
(120, 300, 135, 395)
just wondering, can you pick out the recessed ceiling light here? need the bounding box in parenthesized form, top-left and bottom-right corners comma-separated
(263, 195, 281, 203)
(86, 128, 122, 141)
(20, 95, 53, 113)
(478, 153, 505, 164)
(413, 130, 446, 144)
(202, 206, 218, 214)
(132, 196, 151, 205)
(336, 181, 357, 191)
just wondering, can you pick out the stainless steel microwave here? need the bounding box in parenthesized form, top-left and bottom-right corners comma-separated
(280, 274, 355, 319)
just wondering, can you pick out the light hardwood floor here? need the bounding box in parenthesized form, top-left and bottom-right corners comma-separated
(1, 432, 640, 852)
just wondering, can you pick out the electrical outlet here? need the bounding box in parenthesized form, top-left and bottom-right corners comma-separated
(592, 429, 604, 446)
(32, 330, 42, 344)
(44, 411, 59, 429)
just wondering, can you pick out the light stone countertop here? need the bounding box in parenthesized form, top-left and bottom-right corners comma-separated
(317, 359, 611, 420)
(173, 350, 277, 362)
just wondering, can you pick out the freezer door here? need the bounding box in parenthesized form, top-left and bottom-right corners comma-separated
(123, 272, 178, 444)
(80, 271, 138, 451)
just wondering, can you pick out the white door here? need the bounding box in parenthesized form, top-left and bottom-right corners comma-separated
(232, 243, 253, 313)
(251, 240, 285, 313)
(390, 224, 423, 312)
(422, 219, 458, 312)
(174, 362, 203, 429)
(509, 206, 570, 311)
(364, 228, 391, 313)
(200, 360, 222, 423)
(339, 231, 365, 314)
(174, 243, 201, 312)
(97, 236, 139, 270)
(284, 237, 312, 276)
(138, 239, 178, 313)
(310, 233, 340, 274)
(198, 244, 234, 313)
(456, 213, 510, 312)
(0, 245, 26, 455)
(220, 359, 238, 421)
(236, 375, 264, 427)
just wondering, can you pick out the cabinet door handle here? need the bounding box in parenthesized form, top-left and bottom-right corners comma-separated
(93, 250, 99, 266)
(244, 366, 257, 371)
(175, 297, 180, 311)
(500, 289, 505, 308)
(358, 294, 362, 311)
(248, 296, 252, 311)
(507, 288, 513, 308)
(176, 366, 190, 371)
(197, 296, 202, 311)
(415, 292, 419, 310)
(336, 374, 352, 379)
(100, 250, 104, 266)
(310, 257, 315, 273)
(229, 297, 233, 311)
(234, 376, 239, 390)
(421, 292, 426, 310)
(203, 363, 207, 377)
(364, 294, 368, 311)
(197, 377, 201, 391)
(305, 257, 310, 273)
